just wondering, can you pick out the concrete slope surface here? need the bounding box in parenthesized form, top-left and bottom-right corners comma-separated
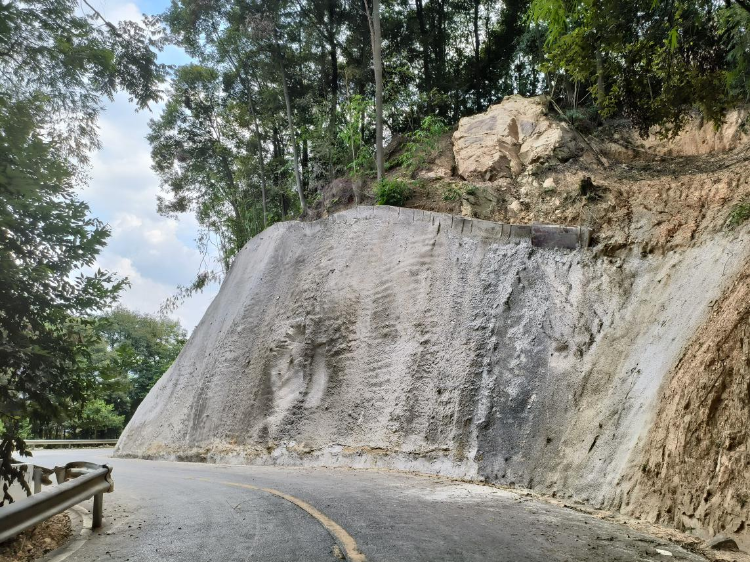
(116, 205, 749, 545)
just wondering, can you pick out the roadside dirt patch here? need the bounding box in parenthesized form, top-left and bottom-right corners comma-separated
(0, 513, 71, 562)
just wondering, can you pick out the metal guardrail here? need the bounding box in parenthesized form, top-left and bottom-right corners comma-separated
(25, 439, 118, 447)
(0, 462, 114, 542)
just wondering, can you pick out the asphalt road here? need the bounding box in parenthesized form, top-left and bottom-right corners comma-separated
(29, 448, 704, 562)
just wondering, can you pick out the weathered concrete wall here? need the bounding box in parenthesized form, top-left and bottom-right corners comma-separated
(116, 206, 749, 516)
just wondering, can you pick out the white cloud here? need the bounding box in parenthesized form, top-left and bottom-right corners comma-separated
(68, 0, 217, 333)
(82, 0, 142, 24)
(106, 1, 142, 22)
(93, 254, 216, 333)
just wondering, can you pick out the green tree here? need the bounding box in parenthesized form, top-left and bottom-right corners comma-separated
(363, 0, 384, 181)
(149, 64, 257, 272)
(529, 0, 750, 135)
(0, 0, 164, 500)
(0, 96, 125, 496)
(96, 308, 186, 420)
(723, 3, 750, 102)
(75, 400, 125, 439)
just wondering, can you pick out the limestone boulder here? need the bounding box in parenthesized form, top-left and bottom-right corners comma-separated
(452, 95, 583, 181)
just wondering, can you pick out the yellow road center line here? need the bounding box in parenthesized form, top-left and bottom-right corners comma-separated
(191, 477, 367, 562)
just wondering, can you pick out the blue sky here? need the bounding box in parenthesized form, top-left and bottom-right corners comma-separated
(83, 0, 218, 332)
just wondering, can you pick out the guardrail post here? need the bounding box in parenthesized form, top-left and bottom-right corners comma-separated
(54, 466, 66, 485)
(92, 493, 103, 529)
(32, 467, 42, 494)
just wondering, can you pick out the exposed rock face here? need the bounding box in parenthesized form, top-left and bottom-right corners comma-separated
(117, 206, 749, 547)
(452, 95, 583, 181)
(628, 107, 750, 157)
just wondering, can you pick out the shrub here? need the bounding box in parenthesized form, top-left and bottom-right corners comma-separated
(442, 185, 461, 201)
(726, 201, 750, 230)
(391, 115, 450, 175)
(374, 179, 411, 206)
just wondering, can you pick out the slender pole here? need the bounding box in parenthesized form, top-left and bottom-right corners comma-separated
(364, 0, 384, 181)
(92, 493, 103, 528)
(32, 467, 42, 494)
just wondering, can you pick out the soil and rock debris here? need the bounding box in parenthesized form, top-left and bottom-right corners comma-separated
(117, 96, 750, 553)
(0, 513, 70, 562)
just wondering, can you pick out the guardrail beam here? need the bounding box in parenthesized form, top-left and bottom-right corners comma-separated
(0, 463, 114, 543)
(25, 439, 118, 447)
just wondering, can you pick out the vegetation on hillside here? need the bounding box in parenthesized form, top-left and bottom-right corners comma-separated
(148, 0, 750, 297)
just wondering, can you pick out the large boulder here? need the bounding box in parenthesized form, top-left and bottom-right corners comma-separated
(452, 95, 583, 181)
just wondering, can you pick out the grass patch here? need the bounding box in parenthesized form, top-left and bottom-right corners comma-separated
(389, 115, 449, 176)
(441, 185, 461, 201)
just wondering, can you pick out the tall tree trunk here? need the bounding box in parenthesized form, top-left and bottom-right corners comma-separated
(364, 0, 384, 181)
(473, 0, 481, 111)
(302, 137, 309, 191)
(245, 80, 268, 227)
(415, 0, 430, 95)
(436, 0, 446, 93)
(595, 48, 606, 108)
(277, 47, 308, 214)
(218, 153, 246, 245)
(328, 0, 339, 183)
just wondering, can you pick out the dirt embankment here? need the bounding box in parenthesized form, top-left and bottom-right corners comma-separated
(0, 513, 70, 562)
(314, 97, 750, 258)
(619, 258, 750, 552)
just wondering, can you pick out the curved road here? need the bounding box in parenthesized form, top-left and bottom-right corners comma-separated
(31, 449, 703, 562)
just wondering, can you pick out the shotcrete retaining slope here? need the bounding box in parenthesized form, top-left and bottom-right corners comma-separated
(116, 206, 749, 512)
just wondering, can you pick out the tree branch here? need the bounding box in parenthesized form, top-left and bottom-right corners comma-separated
(81, 0, 121, 37)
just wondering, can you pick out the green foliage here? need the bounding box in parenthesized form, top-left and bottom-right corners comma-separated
(393, 116, 450, 176)
(726, 201, 750, 230)
(75, 400, 125, 437)
(93, 308, 187, 421)
(0, 95, 125, 436)
(339, 94, 375, 179)
(722, 5, 750, 102)
(0, 0, 164, 499)
(374, 179, 412, 206)
(441, 185, 462, 201)
(0, 0, 166, 163)
(528, 0, 744, 136)
(149, 64, 256, 273)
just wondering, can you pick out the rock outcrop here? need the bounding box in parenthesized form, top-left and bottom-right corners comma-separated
(452, 95, 583, 181)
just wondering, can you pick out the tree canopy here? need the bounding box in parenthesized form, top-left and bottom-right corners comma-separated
(0, 0, 165, 499)
(94, 308, 186, 422)
(148, 0, 750, 295)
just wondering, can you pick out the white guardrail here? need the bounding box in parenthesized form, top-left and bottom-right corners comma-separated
(0, 461, 114, 542)
(25, 439, 119, 447)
